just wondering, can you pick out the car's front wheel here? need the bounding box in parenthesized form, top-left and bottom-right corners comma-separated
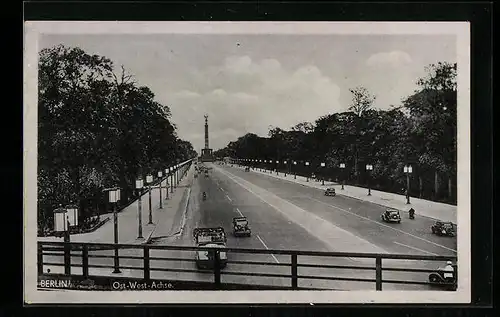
(429, 275, 439, 283)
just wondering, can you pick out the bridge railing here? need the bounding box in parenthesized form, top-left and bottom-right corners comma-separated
(37, 241, 457, 291)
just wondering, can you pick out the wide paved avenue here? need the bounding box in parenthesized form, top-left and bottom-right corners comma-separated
(42, 163, 457, 290)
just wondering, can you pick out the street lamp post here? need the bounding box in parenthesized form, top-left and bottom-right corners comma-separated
(164, 168, 169, 200)
(404, 165, 413, 204)
(321, 162, 326, 185)
(293, 161, 297, 179)
(284, 161, 287, 177)
(158, 171, 163, 209)
(276, 160, 279, 175)
(366, 164, 373, 196)
(339, 163, 346, 190)
(305, 162, 310, 182)
(135, 178, 144, 239)
(108, 187, 121, 273)
(170, 167, 174, 193)
(53, 205, 73, 275)
(146, 174, 154, 224)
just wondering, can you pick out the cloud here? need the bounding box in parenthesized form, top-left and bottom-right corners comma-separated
(366, 51, 413, 68)
(164, 55, 342, 151)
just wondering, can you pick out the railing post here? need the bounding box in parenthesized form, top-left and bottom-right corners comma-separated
(291, 254, 298, 289)
(64, 232, 71, 275)
(375, 257, 382, 291)
(82, 245, 89, 279)
(213, 250, 221, 289)
(143, 245, 150, 282)
(37, 243, 43, 276)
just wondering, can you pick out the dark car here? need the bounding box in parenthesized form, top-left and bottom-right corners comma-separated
(232, 217, 251, 237)
(428, 262, 457, 290)
(381, 208, 401, 223)
(431, 221, 455, 237)
(324, 188, 336, 196)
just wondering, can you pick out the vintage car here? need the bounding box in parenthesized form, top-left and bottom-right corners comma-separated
(381, 208, 401, 223)
(428, 262, 457, 290)
(324, 188, 336, 196)
(245, 167, 250, 172)
(431, 221, 455, 237)
(232, 217, 251, 237)
(204, 170, 209, 178)
(193, 227, 227, 269)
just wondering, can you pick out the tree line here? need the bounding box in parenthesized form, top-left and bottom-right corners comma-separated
(37, 45, 197, 234)
(214, 62, 457, 205)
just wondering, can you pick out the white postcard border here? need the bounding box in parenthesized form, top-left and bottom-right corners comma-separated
(23, 21, 471, 304)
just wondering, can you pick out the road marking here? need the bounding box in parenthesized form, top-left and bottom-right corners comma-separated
(225, 194, 232, 201)
(307, 197, 457, 253)
(393, 241, 439, 256)
(235, 208, 244, 217)
(256, 235, 280, 263)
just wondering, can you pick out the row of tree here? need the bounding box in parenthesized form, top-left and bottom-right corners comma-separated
(37, 45, 197, 234)
(214, 62, 457, 204)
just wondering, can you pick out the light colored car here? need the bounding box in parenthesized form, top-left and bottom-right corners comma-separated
(381, 208, 401, 223)
(195, 244, 228, 269)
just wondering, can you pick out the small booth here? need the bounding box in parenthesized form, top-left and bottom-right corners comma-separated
(65, 203, 79, 228)
(53, 205, 69, 235)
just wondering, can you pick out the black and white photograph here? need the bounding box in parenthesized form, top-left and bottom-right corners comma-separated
(24, 22, 470, 304)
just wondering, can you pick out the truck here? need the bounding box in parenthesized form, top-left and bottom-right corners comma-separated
(193, 227, 228, 269)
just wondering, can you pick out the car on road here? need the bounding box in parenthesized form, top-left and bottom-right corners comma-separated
(232, 217, 251, 237)
(324, 188, 336, 196)
(428, 262, 457, 290)
(245, 167, 250, 172)
(381, 208, 401, 223)
(431, 221, 455, 237)
(193, 227, 228, 269)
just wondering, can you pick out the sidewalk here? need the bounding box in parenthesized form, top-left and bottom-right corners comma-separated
(236, 165, 457, 224)
(37, 166, 194, 245)
(147, 166, 193, 240)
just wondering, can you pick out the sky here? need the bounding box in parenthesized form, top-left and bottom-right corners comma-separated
(40, 33, 456, 153)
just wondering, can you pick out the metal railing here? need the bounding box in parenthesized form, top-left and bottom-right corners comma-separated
(38, 241, 457, 291)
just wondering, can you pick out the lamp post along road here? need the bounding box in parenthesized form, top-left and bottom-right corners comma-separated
(135, 178, 144, 239)
(108, 187, 121, 273)
(404, 165, 413, 204)
(293, 161, 297, 179)
(170, 167, 174, 193)
(146, 175, 154, 224)
(158, 171, 163, 209)
(284, 161, 287, 177)
(321, 162, 326, 185)
(340, 163, 346, 190)
(164, 168, 169, 199)
(54, 204, 77, 275)
(275, 160, 279, 175)
(366, 164, 373, 196)
(305, 162, 310, 181)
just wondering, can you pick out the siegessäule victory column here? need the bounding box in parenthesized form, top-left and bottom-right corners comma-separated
(200, 114, 214, 162)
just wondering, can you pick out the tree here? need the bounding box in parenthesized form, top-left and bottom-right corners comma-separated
(403, 62, 457, 201)
(37, 45, 197, 233)
(347, 86, 376, 181)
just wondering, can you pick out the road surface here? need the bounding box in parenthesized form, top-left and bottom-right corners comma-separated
(41, 163, 457, 290)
